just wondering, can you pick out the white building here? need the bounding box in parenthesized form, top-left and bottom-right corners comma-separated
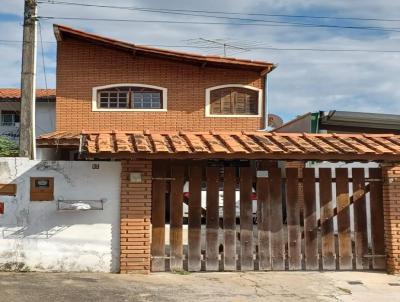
(0, 89, 56, 159)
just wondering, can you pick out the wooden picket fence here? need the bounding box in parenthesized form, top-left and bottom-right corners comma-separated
(151, 160, 385, 272)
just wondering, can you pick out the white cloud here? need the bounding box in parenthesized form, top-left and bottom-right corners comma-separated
(1, 0, 400, 121)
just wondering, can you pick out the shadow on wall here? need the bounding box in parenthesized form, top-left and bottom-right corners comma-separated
(0, 158, 121, 273)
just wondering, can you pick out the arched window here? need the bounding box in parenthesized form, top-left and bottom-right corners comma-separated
(92, 84, 167, 111)
(205, 85, 262, 117)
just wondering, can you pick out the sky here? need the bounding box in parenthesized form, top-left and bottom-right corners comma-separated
(1, 0, 400, 122)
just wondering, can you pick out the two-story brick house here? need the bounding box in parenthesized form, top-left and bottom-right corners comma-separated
(51, 25, 274, 135)
(37, 24, 274, 272)
(37, 25, 400, 274)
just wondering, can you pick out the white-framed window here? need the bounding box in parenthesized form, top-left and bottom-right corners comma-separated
(1, 110, 20, 126)
(205, 84, 262, 117)
(92, 84, 167, 112)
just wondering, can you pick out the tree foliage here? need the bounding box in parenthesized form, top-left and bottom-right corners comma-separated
(0, 136, 19, 157)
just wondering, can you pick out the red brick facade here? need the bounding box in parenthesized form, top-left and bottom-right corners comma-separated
(382, 163, 400, 274)
(120, 160, 152, 273)
(56, 38, 265, 132)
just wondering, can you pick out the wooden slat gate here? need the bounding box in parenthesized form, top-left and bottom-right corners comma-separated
(151, 160, 385, 272)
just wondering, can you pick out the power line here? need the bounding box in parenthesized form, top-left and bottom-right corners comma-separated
(37, 0, 400, 23)
(36, 1, 400, 32)
(1, 39, 400, 53)
(38, 21, 49, 100)
(37, 16, 400, 33)
(0, 39, 55, 44)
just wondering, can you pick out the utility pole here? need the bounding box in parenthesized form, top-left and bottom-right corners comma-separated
(19, 0, 37, 159)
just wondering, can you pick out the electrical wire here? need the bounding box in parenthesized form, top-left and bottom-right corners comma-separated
(39, 0, 400, 30)
(1, 40, 400, 53)
(38, 20, 55, 131)
(37, 16, 400, 33)
(37, 0, 400, 23)
(38, 21, 49, 100)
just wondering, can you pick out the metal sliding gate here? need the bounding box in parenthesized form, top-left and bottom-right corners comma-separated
(150, 160, 385, 272)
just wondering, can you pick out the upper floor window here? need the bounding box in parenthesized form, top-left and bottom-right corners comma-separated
(205, 85, 262, 117)
(1, 111, 20, 126)
(92, 84, 167, 111)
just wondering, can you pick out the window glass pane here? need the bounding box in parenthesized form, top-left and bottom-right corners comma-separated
(98, 89, 130, 109)
(1, 114, 12, 125)
(151, 101, 161, 108)
(98, 87, 162, 109)
(99, 100, 109, 108)
(1, 112, 18, 126)
(119, 101, 128, 108)
(142, 99, 152, 108)
(142, 94, 151, 101)
(132, 91, 162, 109)
(151, 93, 160, 100)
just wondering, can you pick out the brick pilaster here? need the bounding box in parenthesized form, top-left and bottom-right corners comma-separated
(120, 160, 152, 273)
(382, 163, 400, 274)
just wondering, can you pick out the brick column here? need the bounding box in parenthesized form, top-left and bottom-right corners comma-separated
(382, 163, 400, 274)
(120, 160, 152, 274)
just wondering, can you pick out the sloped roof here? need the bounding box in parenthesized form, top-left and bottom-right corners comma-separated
(37, 130, 400, 161)
(0, 89, 56, 101)
(54, 24, 275, 74)
(320, 110, 400, 132)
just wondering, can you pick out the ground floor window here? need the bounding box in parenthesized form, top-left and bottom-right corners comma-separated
(1, 110, 20, 126)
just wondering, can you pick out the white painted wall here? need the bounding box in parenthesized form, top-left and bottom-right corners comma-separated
(0, 158, 121, 272)
(35, 102, 56, 137)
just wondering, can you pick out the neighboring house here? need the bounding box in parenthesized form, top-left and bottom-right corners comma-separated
(0, 88, 56, 159)
(274, 110, 400, 134)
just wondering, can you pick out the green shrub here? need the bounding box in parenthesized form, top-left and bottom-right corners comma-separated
(0, 136, 19, 157)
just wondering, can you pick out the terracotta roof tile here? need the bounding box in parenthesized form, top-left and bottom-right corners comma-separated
(37, 131, 400, 161)
(368, 136, 400, 153)
(150, 134, 171, 153)
(54, 24, 274, 73)
(302, 135, 340, 153)
(0, 88, 56, 100)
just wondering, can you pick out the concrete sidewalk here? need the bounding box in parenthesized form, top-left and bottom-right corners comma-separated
(0, 271, 399, 302)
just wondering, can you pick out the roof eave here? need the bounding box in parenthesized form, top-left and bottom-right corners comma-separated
(53, 24, 275, 72)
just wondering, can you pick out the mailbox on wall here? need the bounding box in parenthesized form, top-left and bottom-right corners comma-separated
(0, 202, 4, 214)
(30, 177, 54, 201)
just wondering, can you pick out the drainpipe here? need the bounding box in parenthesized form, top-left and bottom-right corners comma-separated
(259, 73, 272, 131)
